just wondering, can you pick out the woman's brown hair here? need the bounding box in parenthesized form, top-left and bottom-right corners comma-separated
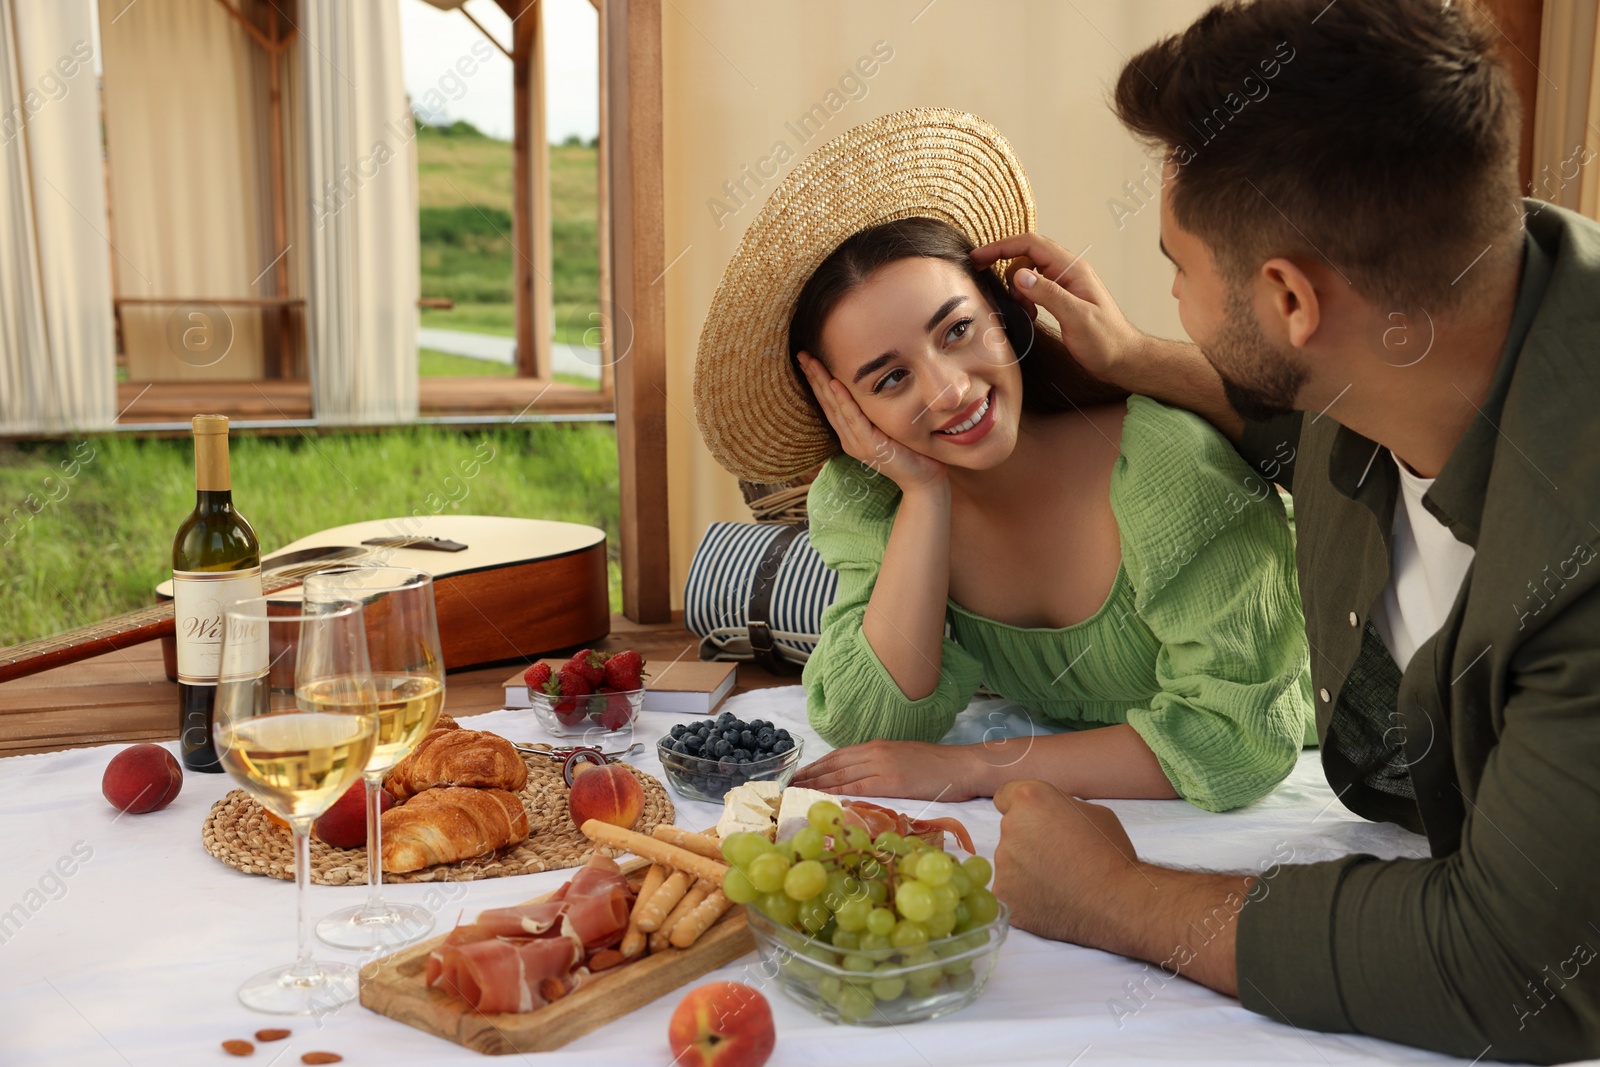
(786, 216, 1127, 439)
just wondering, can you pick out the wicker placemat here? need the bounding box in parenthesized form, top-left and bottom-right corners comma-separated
(201, 747, 675, 885)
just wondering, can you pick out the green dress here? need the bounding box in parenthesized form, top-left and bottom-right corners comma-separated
(800, 395, 1314, 812)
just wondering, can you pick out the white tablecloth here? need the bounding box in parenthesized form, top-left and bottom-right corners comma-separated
(1, 687, 1505, 1066)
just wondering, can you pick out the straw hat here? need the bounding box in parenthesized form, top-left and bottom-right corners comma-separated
(693, 107, 1036, 484)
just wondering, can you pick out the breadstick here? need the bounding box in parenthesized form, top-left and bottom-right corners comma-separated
(669, 888, 732, 949)
(580, 820, 728, 885)
(635, 870, 692, 933)
(621, 864, 668, 957)
(651, 825, 724, 862)
(650, 880, 713, 953)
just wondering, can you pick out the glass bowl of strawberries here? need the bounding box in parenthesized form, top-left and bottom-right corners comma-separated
(524, 649, 646, 740)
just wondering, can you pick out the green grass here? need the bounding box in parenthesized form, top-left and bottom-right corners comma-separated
(418, 349, 601, 391)
(416, 124, 599, 348)
(0, 426, 621, 646)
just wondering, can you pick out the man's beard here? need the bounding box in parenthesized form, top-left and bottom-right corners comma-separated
(1204, 288, 1307, 423)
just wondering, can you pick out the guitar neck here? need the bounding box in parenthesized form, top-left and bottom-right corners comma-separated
(0, 574, 303, 685)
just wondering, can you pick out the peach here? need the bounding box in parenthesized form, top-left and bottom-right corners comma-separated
(568, 763, 644, 831)
(314, 781, 393, 848)
(667, 982, 775, 1067)
(102, 744, 183, 814)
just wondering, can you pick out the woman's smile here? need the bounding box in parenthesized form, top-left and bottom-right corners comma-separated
(933, 387, 997, 445)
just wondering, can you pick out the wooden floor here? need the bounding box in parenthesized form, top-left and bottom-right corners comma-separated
(108, 378, 612, 428)
(0, 612, 799, 758)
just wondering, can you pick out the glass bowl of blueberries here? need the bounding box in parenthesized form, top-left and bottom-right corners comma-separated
(656, 712, 803, 803)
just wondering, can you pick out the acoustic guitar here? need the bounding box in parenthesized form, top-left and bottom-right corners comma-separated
(0, 516, 610, 684)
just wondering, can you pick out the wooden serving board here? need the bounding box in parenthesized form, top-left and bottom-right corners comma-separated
(359, 860, 756, 1055)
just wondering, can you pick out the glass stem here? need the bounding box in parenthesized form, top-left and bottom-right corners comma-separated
(361, 770, 388, 918)
(289, 818, 319, 978)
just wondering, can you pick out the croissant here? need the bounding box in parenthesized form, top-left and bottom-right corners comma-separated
(381, 787, 531, 873)
(385, 728, 528, 800)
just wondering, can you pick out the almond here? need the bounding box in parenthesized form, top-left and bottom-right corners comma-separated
(588, 948, 625, 971)
(539, 976, 568, 1002)
(254, 1029, 291, 1042)
(300, 1055, 342, 1066)
(221, 1039, 254, 1056)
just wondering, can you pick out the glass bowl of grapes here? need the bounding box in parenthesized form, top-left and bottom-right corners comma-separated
(655, 712, 803, 802)
(723, 799, 1008, 1025)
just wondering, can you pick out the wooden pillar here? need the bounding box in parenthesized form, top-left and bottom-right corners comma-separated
(605, 0, 671, 623)
(506, 0, 553, 380)
(1478, 0, 1546, 191)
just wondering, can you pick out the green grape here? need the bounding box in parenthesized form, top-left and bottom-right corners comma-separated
(808, 800, 845, 833)
(836, 985, 875, 1021)
(789, 825, 826, 860)
(831, 926, 861, 950)
(857, 856, 884, 882)
(842, 953, 875, 973)
(747, 851, 792, 894)
(962, 855, 993, 888)
(954, 902, 971, 927)
(967, 886, 1000, 926)
(843, 825, 871, 851)
(907, 970, 941, 998)
(871, 974, 907, 1002)
(890, 919, 929, 948)
(942, 955, 976, 977)
(865, 880, 889, 905)
(895, 880, 936, 923)
(817, 975, 844, 1005)
(835, 898, 872, 932)
(859, 931, 892, 952)
(897, 851, 921, 880)
(797, 897, 832, 934)
(865, 906, 897, 937)
(722, 867, 758, 904)
(932, 883, 961, 913)
(827, 871, 864, 904)
(760, 891, 800, 927)
(873, 830, 908, 855)
(915, 849, 955, 886)
(949, 869, 973, 897)
(720, 831, 772, 869)
(783, 859, 828, 901)
(925, 910, 958, 938)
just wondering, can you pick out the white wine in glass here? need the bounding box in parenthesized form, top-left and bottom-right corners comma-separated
(215, 597, 377, 1014)
(304, 566, 446, 951)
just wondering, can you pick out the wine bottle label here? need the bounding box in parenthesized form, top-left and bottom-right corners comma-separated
(173, 567, 264, 685)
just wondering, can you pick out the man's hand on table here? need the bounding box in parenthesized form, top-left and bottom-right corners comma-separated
(992, 779, 1251, 998)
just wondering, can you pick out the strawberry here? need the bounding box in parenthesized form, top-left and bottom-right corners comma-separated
(602, 650, 645, 691)
(555, 667, 592, 698)
(563, 649, 607, 687)
(523, 662, 553, 689)
(552, 668, 592, 726)
(597, 689, 634, 731)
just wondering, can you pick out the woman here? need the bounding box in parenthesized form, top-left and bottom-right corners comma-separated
(694, 108, 1310, 812)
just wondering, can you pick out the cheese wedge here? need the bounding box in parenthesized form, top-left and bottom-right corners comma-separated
(775, 786, 834, 841)
(715, 782, 781, 840)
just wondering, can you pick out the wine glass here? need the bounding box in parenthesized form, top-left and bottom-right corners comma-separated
(214, 596, 378, 1014)
(303, 566, 446, 950)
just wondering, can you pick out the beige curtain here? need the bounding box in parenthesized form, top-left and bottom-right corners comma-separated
(0, 0, 115, 433)
(300, 0, 418, 425)
(660, 0, 1213, 608)
(1533, 0, 1600, 218)
(99, 0, 293, 382)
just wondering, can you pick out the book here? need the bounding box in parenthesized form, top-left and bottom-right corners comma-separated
(504, 657, 738, 716)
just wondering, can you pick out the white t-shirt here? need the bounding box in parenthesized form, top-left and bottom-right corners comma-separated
(1370, 455, 1477, 671)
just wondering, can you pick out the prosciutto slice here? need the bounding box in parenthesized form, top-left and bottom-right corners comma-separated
(840, 799, 977, 854)
(424, 854, 635, 1013)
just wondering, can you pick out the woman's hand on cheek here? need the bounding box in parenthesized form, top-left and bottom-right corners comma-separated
(793, 739, 988, 802)
(797, 352, 947, 496)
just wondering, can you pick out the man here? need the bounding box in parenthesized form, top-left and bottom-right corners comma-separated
(971, 0, 1600, 1061)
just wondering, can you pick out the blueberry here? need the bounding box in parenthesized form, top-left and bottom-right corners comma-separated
(733, 748, 752, 762)
(713, 739, 731, 757)
(670, 723, 688, 738)
(683, 734, 702, 751)
(774, 738, 794, 754)
(775, 728, 791, 741)
(756, 729, 776, 749)
(718, 757, 737, 775)
(717, 711, 736, 725)
(738, 729, 755, 748)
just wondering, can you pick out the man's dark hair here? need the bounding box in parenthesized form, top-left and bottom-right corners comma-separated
(1114, 0, 1523, 311)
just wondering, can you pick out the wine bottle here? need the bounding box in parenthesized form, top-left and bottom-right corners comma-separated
(173, 415, 262, 772)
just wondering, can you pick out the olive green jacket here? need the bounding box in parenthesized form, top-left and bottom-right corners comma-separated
(1232, 200, 1600, 1063)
